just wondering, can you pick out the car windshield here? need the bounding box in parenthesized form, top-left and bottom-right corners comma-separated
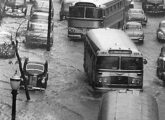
(126, 24, 142, 29)
(121, 57, 143, 70)
(26, 63, 44, 75)
(97, 56, 119, 69)
(69, 6, 103, 18)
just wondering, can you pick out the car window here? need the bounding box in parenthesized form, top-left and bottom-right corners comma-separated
(26, 63, 44, 71)
(126, 24, 142, 29)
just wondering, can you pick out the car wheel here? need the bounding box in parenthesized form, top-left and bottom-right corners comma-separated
(60, 14, 63, 21)
(156, 68, 160, 78)
(24, 8, 27, 16)
(157, 33, 161, 42)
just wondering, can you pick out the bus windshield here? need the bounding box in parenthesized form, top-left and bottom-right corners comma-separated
(97, 56, 119, 69)
(121, 57, 143, 70)
(69, 6, 103, 18)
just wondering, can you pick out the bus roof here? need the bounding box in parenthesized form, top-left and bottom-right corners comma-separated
(72, 0, 119, 8)
(86, 28, 141, 55)
(98, 91, 159, 120)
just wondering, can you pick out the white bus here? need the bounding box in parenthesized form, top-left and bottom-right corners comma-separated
(67, 0, 127, 39)
(84, 28, 147, 91)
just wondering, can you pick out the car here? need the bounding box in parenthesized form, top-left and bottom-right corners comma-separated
(25, 21, 53, 47)
(0, 0, 6, 19)
(59, 0, 76, 21)
(20, 57, 48, 90)
(3, 0, 27, 17)
(0, 30, 15, 58)
(127, 9, 148, 26)
(30, 0, 54, 19)
(157, 20, 165, 42)
(157, 46, 165, 81)
(29, 11, 54, 32)
(123, 21, 144, 43)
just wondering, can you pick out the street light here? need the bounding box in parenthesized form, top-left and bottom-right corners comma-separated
(10, 74, 21, 120)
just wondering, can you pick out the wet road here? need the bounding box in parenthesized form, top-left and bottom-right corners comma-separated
(0, 0, 165, 120)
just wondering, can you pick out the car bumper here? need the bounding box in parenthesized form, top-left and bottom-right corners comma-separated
(129, 37, 144, 43)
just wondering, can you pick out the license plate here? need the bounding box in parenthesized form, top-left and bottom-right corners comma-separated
(29, 76, 37, 87)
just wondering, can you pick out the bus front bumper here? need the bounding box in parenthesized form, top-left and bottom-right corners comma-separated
(68, 34, 82, 39)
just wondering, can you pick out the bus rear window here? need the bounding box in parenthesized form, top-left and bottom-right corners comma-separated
(86, 8, 103, 18)
(69, 7, 84, 18)
(97, 56, 119, 69)
(121, 57, 142, 70)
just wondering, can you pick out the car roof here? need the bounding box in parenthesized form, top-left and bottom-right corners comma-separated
(32, 11, 48, 17)
(27, 57, 47, 64)
(160, 20, 165, 24)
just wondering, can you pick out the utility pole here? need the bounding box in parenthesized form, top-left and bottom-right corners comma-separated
(47, 0, 52, 51)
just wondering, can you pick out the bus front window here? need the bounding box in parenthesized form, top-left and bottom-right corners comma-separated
(97, 56, 119, 69)
(69, 7, 84, 18)
(86, 8, 103, 18)
(121, 57, 143, 70)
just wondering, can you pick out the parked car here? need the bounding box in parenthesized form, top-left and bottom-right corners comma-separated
(3, 0, 27, 17)
(157, 46, 165, 81)
(157, 20, 165, 42)
(29, 11, 54, 31)
(0, 0, 6, 19)
(123, 21, 144, 43)
(59, 0, 76, 21)
(20, 57, 48, 90)
(25, 21, 53, 47)
(0, 31, 15, 58)
(30, 0, 54, 19)
(127, 9, 148, 26)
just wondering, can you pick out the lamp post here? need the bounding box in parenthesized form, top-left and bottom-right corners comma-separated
(47, 0, 52, 51)
(10, 74, 21, 120)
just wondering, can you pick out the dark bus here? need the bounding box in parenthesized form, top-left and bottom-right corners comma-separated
(142, 0, 165, 13)
(98, 90, 159, 120)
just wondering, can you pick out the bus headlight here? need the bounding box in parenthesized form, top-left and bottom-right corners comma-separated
(68, 28, 75, 33)
(98, 77, 109, 83)
(132, 78, 141, 84)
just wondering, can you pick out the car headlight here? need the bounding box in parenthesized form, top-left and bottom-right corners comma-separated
(158, 31, 164, 36)
(5, 5, 12, 10)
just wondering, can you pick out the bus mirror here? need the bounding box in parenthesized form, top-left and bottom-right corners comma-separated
(143, 59, 147, 64)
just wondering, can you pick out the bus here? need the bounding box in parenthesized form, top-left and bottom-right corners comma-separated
(67, 0, 127, 39)
(142, 0, 165, 13)
(83, 28, 147, 91)
(98, 90, 159, 120)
